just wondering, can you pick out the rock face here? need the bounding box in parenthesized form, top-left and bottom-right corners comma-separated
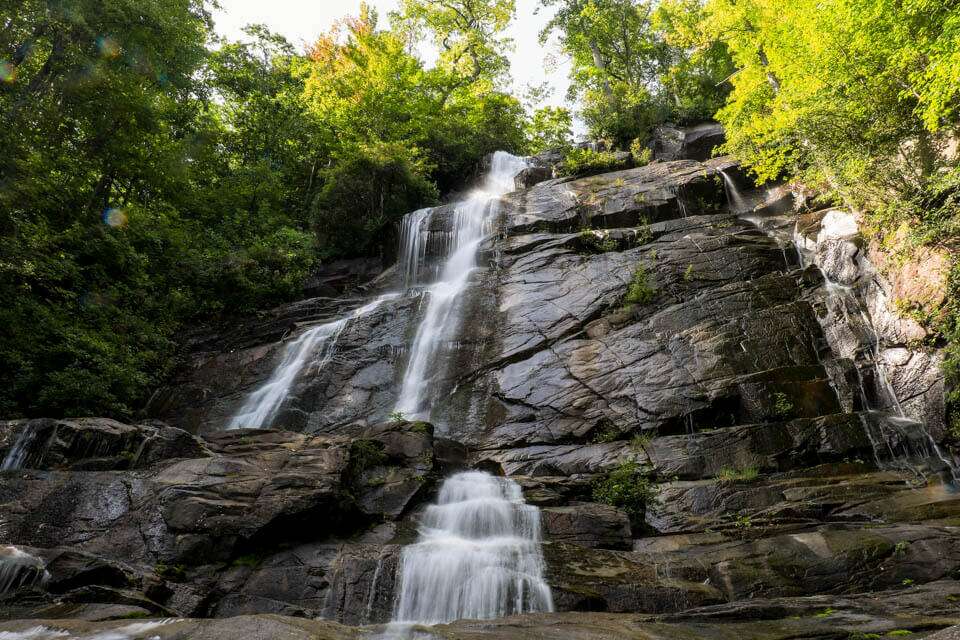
(0, 421, 435, 622)
(2, 123, 958, 637)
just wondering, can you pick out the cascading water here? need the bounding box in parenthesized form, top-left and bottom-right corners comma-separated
(720, 169, 750, 214)
(1, 426, 36, 471)
(731, 187, 960, 481)
(394, 152, 528, 421)
(0, 546, 48, 595)
(388, 471, 553, 630)
(228, 293, 398, 429)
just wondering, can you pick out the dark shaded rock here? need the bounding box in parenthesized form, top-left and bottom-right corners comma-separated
(541, 503, 631, 550)
(515, 165, 552, 189)
(320, 544, 400, 625)
(650, 122, 726, 162)
(0, 418, 206, 471)
(501, 160, 728, 234)
(0, 425, 438, 619)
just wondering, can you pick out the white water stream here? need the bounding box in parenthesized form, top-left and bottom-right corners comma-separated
(227, 293, 398, 429)
(394, 152, 527, 421)
(1, 426, 35, 471)
(388, 471, 553, 630)
(0, 546, 48, 596)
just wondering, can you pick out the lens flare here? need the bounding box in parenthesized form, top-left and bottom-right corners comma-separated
(102, 208, 127, 228)
(0, 62, 16, 84)
(97, 36, 120, 59)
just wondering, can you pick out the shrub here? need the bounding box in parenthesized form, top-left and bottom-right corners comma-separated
(348, 439, 388, 476)
(311, 142, 438, 260)
(630, 138, 653, 166)
(579, 229, 618, 253)
(630, 433, 653, 451)
(771, 392, 796, 420)
(716, 466, 759, 484)
(591, 420, 622, 443)
(624, 265, 656, 306)
(155, 564, 187, 582)
(557, 148, 625, 178)
(409, 421, 432, 435)
(592, 461, 655, 524)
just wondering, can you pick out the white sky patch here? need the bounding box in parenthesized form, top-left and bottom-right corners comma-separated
(212, 0, 577, 119)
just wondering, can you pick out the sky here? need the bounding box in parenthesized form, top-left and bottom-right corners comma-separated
(212, 0, 573, 111)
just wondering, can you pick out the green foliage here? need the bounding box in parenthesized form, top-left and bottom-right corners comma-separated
(683, 263, 695, 282)
(527, 106, 575, 153)
(541, 0, 734, 145)
(116, 611, 152, 620)
(409, 421, 432, 435)
(155, 563, 187, 582)
(733, 513, 752, 529)
(231, 554, 264, 569)
(591, 420, 623, 443)
(813, 608, 837, 618)
(591, 460, 654, 523)
(348, 439, 389, 476)
(389, 411, 407, 423)
(311, 143, 438, 259)
(0, 2, 525, 418)
(630, 432, 653, 451)
(630, 139, 653, 166)
(556, 148, 624, 177)
(887, 631, 913, 637)
(771, 392, 795, 420)
(716, 466, 759, 484)
(579, 228, 618, 252)
(624, 264, 655, 306)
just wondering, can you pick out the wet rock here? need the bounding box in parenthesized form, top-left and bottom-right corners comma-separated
(515, 165, 553, 189)
(541, 503, 632, 550)
(501, 160, 728, 234)
(0, 418, 206, 471)
(649, 122, 726, 162)
(543, 541, 725, 613)
(320, 544, 400, 625)
(0, 425, 438, 619)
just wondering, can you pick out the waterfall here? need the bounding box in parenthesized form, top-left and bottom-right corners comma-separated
(0, 546, 48, 595)
(389, 471, 553, 628)
(398, 207, 436, 289)
(720, 169, 749, 214)
(1, 426, 36, 471)
(394, 152, 528, 420)
(227, 293, 398, 430)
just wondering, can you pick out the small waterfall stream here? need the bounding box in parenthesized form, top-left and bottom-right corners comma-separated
(0, 546, 48, 595)
(227, 293, 398, 429)
(725, 177, 960, 481)
(394, 152, 528, 421)
(1, 427, 36, 471)
(388, 471, 553, 630)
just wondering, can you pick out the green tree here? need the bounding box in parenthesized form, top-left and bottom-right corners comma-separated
(393, 0, 516, 95)
(540, 0, 732, 145)
(527, 106, 575, 152)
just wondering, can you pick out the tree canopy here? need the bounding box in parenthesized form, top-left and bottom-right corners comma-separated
(0, 0, 525, 419)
